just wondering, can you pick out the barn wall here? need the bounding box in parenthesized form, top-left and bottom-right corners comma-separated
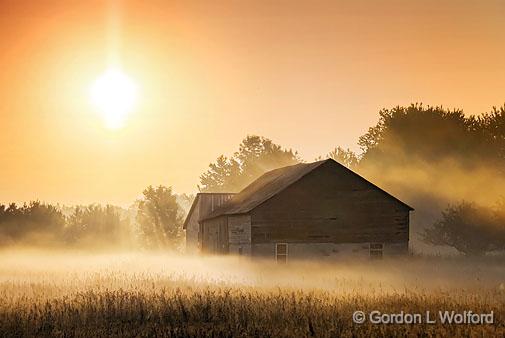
(201, 216, 228, 254)
(185, 199, 200, 254)
(251, 160, 410, 247)
(252, 243, 368, 259)
(228, 214, 252, 256)
(185, 193, 234, 253)
(252, 242, 407, 260)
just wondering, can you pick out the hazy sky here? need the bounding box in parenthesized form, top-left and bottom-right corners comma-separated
(1, 0, 504, 205)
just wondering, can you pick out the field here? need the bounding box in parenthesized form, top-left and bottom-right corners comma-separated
(0, 250, 504, 337)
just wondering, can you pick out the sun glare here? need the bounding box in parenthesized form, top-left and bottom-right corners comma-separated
(90, 68, 138, 129)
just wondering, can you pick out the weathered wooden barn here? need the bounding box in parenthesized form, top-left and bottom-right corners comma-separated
(184, 159, 413, 260)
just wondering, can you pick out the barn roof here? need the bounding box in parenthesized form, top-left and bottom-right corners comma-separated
(200, 159, 414, 222)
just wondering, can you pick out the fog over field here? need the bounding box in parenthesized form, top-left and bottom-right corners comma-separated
(1, 250, 503, 337)
(2, 250, 504, 292)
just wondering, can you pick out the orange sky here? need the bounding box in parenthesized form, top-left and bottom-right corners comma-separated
(1, 0, 504, 205)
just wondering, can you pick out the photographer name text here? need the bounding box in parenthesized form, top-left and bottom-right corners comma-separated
(352, 310, 494, 324)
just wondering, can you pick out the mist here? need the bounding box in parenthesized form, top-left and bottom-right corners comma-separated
(2, 249, 504, 297)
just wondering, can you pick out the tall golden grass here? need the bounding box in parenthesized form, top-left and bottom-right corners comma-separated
(0, 250, 503, 337)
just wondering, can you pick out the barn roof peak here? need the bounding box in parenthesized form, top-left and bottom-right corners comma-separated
(199, 159, 414, 222)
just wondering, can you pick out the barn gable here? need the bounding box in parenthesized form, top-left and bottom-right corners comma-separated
(250, 159, 411, 245)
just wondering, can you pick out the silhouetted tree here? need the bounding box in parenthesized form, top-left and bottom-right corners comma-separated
(199, 135, 300, 192)
(0, 201, 66, 245)
(65, 204, 130, 248)
(474, 105, 505, 172)
(322, 147, 359, 169)
(136, 185, 183, 250)
(422, 201, 505, 256)
(358, 103, 505, 168)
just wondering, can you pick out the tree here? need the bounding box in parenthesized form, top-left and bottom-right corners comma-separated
(324, 147, 359, 169)
(176, 193, 196, 215)
(199, 155, 241, 193)
(136, 185, 184, 250)
(0, 201, 66, 245)
(65, 204, 130, 248)
(474, 104, 505, 172)
(359, 104, 471, 163)
(199, 135, 300, 192)
(422, 201, 505, 256)
(358, 103, 505, 168)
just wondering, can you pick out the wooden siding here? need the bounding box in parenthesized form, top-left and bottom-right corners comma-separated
(228, 215, 252, 255)
(185, 193, 234, 253)
(252, 242, 408, 259)
(198, 194, 235, 219)
(201, 216, 228, 254)
(184, 199, 200, 253)
(250, 160, 410, 245)
(201, 215, 252, 255)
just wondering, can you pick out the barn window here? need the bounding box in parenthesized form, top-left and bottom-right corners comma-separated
(369, 243, 383, 259)
(276, 243, 288, 263)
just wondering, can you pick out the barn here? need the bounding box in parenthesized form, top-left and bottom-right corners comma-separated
(184, 159, 413, 260)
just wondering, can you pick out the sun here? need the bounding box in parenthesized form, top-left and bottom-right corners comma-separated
(90, 68, 138, 129)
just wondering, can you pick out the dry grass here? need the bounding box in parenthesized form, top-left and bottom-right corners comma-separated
(0, 250, 504, 337)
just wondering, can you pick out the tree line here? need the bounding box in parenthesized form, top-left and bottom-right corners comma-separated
(0, 186, 187, 251)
